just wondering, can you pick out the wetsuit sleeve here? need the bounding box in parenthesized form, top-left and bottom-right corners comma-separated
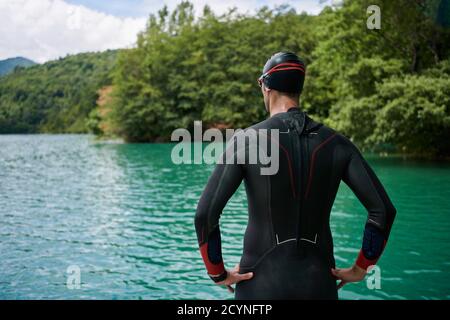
(342, 145, 397, 270)
(194, 152, 244, 282)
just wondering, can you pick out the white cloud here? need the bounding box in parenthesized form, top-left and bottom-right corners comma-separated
(0, 0, 328, 63)
(0, 0, 146, 63)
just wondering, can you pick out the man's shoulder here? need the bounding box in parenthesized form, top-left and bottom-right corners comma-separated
(315, 122, 361, 155)
(306, 116, 356, 147)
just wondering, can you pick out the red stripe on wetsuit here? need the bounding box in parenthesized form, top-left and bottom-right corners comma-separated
(355, 240, 387, 270)
(303, 132, 387, 271)
(199, 242, 226, 276)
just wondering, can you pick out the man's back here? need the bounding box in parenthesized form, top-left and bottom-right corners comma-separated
(236, 108, 338, 299)
(195, 107, 396, 299)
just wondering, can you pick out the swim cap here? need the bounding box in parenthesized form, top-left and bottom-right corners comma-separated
(258, 52, 306, 94)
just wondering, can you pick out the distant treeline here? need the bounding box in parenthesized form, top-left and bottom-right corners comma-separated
(0, 51, 117, 133)
(1, 0, 449, 157)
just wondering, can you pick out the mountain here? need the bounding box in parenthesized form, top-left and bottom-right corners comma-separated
(0, 57, 37, 76)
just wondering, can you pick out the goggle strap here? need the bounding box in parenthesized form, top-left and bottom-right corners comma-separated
(262, 62, 305, 79)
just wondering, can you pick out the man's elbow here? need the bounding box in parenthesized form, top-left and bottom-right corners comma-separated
(383, 202, 397, 237)
(195, 199, 210, 223)
(387, 202, 397, 220)
(194, 203, 210, 243)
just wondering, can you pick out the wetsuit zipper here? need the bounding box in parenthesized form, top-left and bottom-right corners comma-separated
(297, 130, 309, 250)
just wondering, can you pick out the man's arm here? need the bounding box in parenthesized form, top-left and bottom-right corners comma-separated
(194, 159, 244, 283)
(342, 145, 397, 270)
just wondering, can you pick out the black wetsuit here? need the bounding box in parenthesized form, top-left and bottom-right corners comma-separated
(195, 108, 396, 300)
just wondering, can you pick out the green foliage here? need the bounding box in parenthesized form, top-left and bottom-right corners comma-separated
(329, 60, 450, 156)
(372, 69, 450, 156)
(309, 0, 450, 157)
(107, 2, 318, 141)
(105, 0, 449, 157)
(0, 51, 117, 133)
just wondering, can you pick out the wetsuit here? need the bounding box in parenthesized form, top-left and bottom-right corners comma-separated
(194, 108, 396, 299)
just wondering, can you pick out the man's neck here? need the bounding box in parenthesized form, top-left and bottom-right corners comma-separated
(269, 102, 299, 117)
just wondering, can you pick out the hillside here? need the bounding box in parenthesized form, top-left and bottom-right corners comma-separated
(0, 57, 36, 76)
(0, 50, 118, 133)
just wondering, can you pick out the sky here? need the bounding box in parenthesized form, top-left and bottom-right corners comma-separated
(0, 0, 333, 63)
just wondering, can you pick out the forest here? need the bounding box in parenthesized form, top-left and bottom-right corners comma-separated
(0, 0, 449, 157)
(0, 51, 117, 133)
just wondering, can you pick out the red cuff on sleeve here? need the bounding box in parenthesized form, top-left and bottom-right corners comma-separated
(199, 243, 225, 276)
(355, 249, 379, 270)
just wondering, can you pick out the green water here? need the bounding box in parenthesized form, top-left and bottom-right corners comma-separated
(0, 135, 449, 300)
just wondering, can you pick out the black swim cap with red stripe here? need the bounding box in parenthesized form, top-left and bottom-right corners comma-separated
(259, 52, 306, 94)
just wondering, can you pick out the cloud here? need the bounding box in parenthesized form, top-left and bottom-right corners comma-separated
(0, 0, 146, 63)
(0, 0, 329, 63)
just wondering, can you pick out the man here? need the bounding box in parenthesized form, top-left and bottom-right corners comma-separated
(194, 52, 396, 299)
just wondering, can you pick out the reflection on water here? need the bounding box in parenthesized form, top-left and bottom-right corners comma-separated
(0, 135, 449, 299)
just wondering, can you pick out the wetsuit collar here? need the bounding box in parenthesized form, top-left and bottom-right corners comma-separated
(274, 107, 306, 135)
(277, 108, 322, 134)
(304, 114, 322, 133)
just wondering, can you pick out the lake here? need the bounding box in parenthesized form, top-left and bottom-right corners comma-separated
(0, 135, 449, 299)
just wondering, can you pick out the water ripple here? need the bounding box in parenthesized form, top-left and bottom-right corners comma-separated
(0, 135, 449, 299)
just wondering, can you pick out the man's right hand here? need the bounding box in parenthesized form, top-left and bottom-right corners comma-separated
(216, 263, 254, 293)
(331, 265, 367, 290)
